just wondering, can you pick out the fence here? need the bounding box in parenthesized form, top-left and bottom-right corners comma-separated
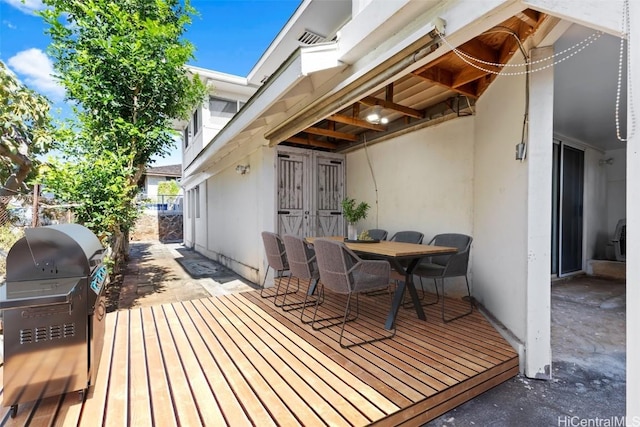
(0, 194, 77, 276)
(140, 194, 183, 212)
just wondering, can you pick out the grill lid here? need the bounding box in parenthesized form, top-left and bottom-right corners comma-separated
(6, 224, 104, 283)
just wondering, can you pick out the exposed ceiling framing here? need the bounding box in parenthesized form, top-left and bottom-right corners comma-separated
(276, 9, 546, 152)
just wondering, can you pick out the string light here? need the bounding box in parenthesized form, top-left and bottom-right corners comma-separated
(434, 4, 635, 143)
(435, 28, 603, 76)
(616, 0, 635, 142)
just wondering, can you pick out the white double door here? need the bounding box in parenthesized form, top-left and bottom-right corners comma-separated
(277, 147, 345, 238)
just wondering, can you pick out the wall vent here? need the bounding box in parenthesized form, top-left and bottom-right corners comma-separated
(298, 30, 328, 45)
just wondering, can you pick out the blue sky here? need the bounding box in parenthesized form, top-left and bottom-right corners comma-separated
(0, 0, 300, 165)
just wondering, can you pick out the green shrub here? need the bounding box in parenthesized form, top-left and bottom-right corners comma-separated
(0, 225, 23, 277)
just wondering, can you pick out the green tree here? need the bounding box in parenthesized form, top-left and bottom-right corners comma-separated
(0, 61, 52, 198)
(40, 0, 206, 270)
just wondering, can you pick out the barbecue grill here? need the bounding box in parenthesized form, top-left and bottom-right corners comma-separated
(0, 224, 108, 418)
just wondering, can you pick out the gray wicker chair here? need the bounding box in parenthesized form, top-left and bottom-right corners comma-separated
(312, 238, 395, 348)
(414, 233, 473, 322)
(281, 235, 323, 313)
(260, 231, 296, 300)
(367, 229, 388, 241)
(388, 230, 424, 285)
(389, 230, 424, 244)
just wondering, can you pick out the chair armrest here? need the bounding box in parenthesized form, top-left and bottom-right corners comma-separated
(351, 260, 390, 292)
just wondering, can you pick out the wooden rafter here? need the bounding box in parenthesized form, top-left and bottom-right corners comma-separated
(286, 136, 338, 150)
(360, 96, 423, 119)
(305, 126, 358, 142)
(414, 67, 479, 98)
(328, 114, 386, 131)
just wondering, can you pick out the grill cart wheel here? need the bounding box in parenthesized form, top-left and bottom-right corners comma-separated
(10, 405, 17, 418)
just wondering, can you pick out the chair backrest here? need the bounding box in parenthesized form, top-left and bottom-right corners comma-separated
(390, 230, 424, 244)
(313, 239, 359, 294)
(429, 233, 473, 276)
(261, 231, 288, 271)
(283, 235, 318, 280)
(367, 229, 388, 241)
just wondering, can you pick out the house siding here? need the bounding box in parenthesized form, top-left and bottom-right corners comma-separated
(473, 66, 529, 343)
(196, 146, 276, 285)
(345, 117, 475, 297)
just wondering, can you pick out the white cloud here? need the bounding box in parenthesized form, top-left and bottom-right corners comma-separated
(2, 19, 17, 29)
(7, 48, 65, 100)
(1, 0, 45, 14)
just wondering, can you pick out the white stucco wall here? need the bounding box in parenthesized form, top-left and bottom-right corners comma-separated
(473, 71, 528, 342)
(583, 146, 609, 261)
(605, 148, 627, 237)
(345, 117, 475, 296)
(199, 146, 277, 284)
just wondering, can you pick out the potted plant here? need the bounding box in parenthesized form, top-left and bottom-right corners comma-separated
(341, 197, 370, 240)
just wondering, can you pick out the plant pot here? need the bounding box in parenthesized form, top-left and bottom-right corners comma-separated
(348, 223, 358, 240)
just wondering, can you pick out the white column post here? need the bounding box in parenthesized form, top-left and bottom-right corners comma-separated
(525, 46, 554, 379)
(627, 0, 639, 419)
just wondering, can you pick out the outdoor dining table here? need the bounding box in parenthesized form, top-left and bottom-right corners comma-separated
(305, 236, 458, 330)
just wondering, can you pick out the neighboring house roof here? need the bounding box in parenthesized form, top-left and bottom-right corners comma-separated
(145, 164, 182, 178)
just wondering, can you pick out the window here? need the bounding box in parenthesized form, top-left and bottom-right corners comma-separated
(183, 126, 189, 148)
(195, 185, 200, 219)
(209, 96, 238, 119)
(192, 109, 199, 133)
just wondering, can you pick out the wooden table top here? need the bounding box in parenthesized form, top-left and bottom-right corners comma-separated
(305, 236, 457, 258)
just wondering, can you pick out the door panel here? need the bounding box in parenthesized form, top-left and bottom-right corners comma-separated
(315, 157, 344, 237)
(277, 148, 345, 238)
(559, 145, 584, 274)
(277, 153, 308, 236)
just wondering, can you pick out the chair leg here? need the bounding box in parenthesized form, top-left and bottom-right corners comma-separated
(300, 279, 324, 323)
(403, 276, 439, 309)
(259, 266, 272, 298)
(275, 274, 299, 307)
(339, 293, 397, 349)
(278, 277, 319, 312)
(441, 276, 473, 323)
(310, 289, 356, 330)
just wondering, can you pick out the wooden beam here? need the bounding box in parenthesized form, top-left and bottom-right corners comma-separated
(452, 66, 495, 89)
(352, 103, 360, 118)
(285, 136, 338, 150)
(328, 114, 386, 131)
(457, 38, 499, 65)
(360, 96, 424, 119)
(385, 84, 394, 102)
(304, 127, 358, 142)
(516, 9, 539, 28)
(414, 68, 479, 98)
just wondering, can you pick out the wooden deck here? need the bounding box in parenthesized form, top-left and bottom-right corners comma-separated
(0, 284, 518, 426)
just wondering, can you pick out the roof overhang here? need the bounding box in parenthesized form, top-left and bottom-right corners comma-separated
(183, 42, 345, 178)
(185, 0, 556, 179)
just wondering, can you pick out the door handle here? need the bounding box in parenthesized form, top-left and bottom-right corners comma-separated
(330, 211, 342, 215)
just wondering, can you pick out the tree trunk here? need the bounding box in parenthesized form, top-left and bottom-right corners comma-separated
(110, 226, 127, 274)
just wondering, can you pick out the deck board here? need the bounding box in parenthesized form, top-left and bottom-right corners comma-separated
(0, 287, 518, 426)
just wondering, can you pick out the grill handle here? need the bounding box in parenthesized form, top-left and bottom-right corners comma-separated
(0, 282, 80, 311)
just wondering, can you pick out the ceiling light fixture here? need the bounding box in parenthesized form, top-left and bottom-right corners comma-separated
(366, 105, 388, 125)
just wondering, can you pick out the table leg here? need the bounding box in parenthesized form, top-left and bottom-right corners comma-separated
(307, 277, 319, 295)
(385, 259, 426, 330)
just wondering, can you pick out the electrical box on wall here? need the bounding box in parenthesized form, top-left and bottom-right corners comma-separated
(515, 142, 526, 160)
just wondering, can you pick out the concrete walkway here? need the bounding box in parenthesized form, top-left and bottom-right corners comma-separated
(118, 241, 257, 310)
